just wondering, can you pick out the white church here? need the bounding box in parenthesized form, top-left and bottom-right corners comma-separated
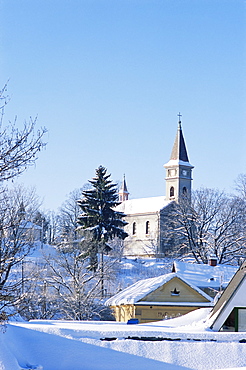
(116, 115, 194, 257)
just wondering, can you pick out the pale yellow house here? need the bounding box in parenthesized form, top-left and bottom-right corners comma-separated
(105, 273, 213, 323)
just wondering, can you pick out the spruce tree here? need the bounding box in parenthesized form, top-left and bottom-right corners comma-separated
(77, 166, 128, 272)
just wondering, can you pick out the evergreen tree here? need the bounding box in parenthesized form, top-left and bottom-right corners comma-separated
(77, 166, 128, 272)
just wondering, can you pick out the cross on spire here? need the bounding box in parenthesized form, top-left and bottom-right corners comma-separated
(177, 112, 182, 129)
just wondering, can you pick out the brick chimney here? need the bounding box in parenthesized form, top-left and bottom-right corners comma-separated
(208, 254, 218, 266)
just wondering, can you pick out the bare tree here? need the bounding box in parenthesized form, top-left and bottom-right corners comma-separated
(0, 185, 42, 312)
(39, 238, 115, 320)
(0, 84, 46, 182)
(57, 188, 86, 243)
(163, 187, 246, 264)
(235, 173, 246, 200)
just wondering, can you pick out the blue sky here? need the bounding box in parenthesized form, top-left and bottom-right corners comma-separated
(1, 0, 245, 211)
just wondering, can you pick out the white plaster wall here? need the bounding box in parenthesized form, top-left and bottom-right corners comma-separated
(123, 213, 159, 256)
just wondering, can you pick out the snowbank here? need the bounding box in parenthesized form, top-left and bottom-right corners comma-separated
(1, 309, 245, 370)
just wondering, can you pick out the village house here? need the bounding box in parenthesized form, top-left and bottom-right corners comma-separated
(105, 272, 213, 323)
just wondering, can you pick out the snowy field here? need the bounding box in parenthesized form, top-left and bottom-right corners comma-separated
(1, 308, 246, 370)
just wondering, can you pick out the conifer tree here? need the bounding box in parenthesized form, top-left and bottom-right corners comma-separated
(77, 166, 128, 272)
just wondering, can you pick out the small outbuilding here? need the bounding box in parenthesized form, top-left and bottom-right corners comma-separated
(105, 273, 213, 323)
(209, 261, 246, 332)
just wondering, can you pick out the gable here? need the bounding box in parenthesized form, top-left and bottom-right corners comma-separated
(139, 276, 210, 303)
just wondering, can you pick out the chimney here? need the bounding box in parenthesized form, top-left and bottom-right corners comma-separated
(208, 254, 218, 266)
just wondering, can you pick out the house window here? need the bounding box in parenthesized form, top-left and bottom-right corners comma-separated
(146, 221, 150, 235)
(132, 222, 136, 235)
(170, 186, 174, 197)
(221, 308, 246, 332)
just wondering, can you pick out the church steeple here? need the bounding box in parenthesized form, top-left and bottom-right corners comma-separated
(118, 175, 129, 202)
(164, 114, 194, 202)
(170, 116, 189, 162)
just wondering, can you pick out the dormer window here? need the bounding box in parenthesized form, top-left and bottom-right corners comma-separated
(171, 288, 180, 296)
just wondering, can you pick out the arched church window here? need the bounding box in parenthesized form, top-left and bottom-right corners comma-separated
(170, 186, 174, 197)
(132, 222, 136, 235)
(146, 221, 150, 235)
(182, 187, 187, 195)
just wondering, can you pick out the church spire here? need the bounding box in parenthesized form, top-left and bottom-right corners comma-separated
(164, 114, 194, 202)
(170, 113, 189, 162)
(118, 175, 129, 202)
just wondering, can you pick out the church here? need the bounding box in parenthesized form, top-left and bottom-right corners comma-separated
(116, 115, 194, 257)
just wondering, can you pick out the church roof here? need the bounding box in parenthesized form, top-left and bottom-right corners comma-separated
(170, 121, 189, 162)
(115, 196, 170, 215)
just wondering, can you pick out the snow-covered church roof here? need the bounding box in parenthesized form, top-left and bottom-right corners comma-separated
(116, 196, 170, 215)
(105, 272, 213, 306)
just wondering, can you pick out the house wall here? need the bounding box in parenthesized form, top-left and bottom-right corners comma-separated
(111, 303, 204, 323)
(111, 304, 135, 322)
(135, 304, 199, 323)
(123, 213, 160, 256)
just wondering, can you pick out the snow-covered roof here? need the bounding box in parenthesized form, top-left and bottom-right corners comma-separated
(173, 261, 238, 289)
(116, 196, 170, 215)
(105, 272, 213, 306)
(19, 220, 42, 230)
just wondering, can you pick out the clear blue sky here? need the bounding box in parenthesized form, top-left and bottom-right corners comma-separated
(1, 0, 245, 211)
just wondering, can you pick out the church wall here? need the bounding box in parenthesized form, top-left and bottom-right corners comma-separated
(123, 212, 160, 257)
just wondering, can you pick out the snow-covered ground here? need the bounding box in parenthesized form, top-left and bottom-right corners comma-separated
(1, 308, 246, 370)
(1, 256, 245, 369)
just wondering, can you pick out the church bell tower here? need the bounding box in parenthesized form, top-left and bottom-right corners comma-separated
(164, 114, 194, 202)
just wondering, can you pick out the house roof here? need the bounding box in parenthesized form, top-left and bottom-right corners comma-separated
(115, 196, 170, 215)
(173, 261, 238, 289)
(19, 220, 42, 230)
(105, 272, 213, 306)
(209, 261, 246, 330)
